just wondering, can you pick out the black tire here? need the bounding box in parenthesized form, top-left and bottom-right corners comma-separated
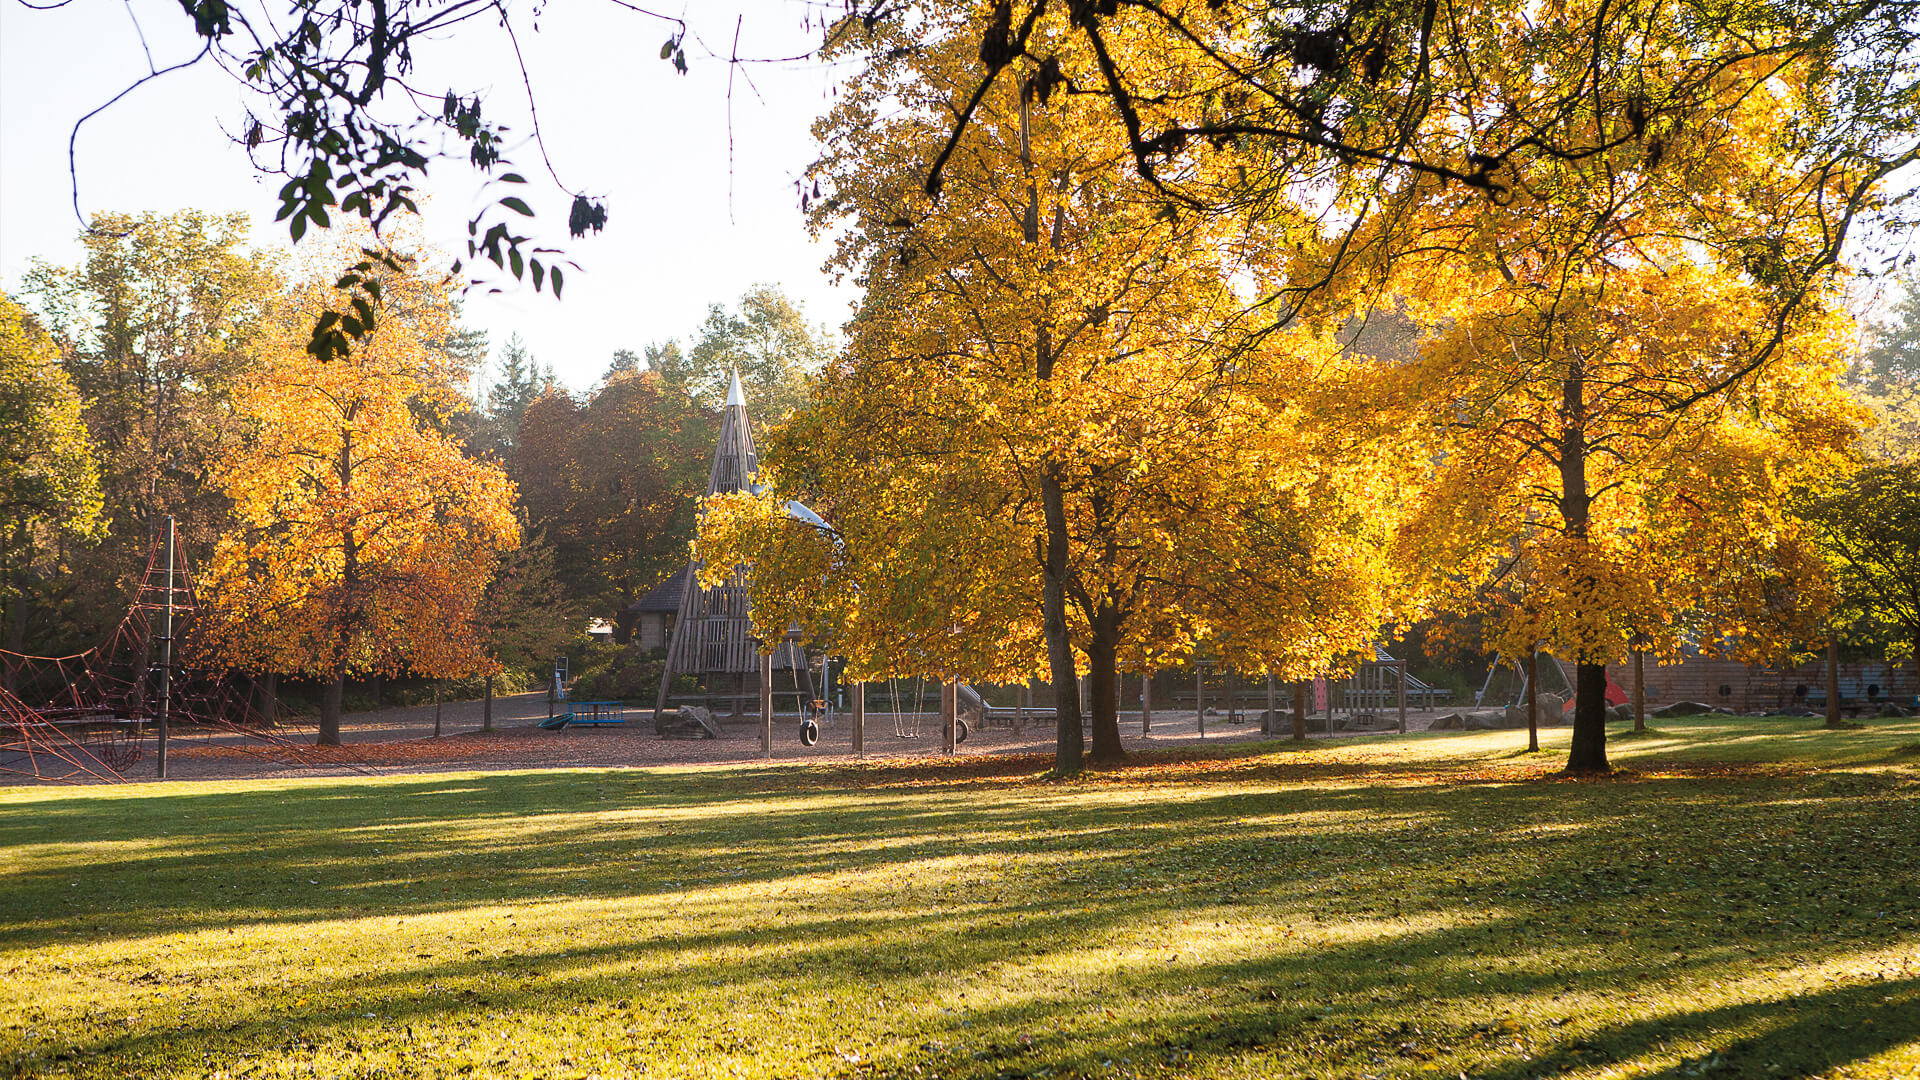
(799, 719, 820, 747)
(955, 718, 969, 744)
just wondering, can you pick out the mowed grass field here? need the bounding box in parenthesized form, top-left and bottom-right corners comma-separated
(3, 716, 1918, 1080)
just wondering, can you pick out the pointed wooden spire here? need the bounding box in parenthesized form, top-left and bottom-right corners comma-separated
(655, 369, 798, 731)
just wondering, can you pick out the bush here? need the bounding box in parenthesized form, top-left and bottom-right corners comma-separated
(572, 645, 669, 703)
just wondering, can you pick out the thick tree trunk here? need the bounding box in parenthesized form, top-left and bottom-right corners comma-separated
(1292, 680, 1308, 741)
(319, 677, 343, 746)
(1087, 611, 1127, 763)
(1558, 362, 1611, 775)
(483, 674, 494, 732)
(1568, 663, 1610, 772)
(255, 672, 279, 728)
(1040, 466, 1084, 772)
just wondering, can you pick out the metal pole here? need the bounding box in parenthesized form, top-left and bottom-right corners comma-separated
(155, 516, 175, 779)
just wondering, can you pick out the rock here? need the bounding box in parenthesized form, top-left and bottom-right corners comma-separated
(1879, 702, 1911, 718)
(1650, 700, 1714, 718)
(1610, 703, 1635, 723)
(1428, 712, 1464, 730)
(1538, 693, 1565, 725)
(656, 704, 720, 739)
(1463, 710, 1514, 731)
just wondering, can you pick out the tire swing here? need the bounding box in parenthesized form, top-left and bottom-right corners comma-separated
(799, 717, 820, 746)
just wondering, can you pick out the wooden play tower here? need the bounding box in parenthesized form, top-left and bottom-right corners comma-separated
(649, 371, 810, 732)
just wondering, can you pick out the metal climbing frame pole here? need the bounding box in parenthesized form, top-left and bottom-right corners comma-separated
(155, 516, 176, 780)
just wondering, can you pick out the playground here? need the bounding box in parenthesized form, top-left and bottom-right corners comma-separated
(3, 714, 1916, 1080)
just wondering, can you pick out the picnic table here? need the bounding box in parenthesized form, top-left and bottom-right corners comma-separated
(538, 700, 626, 730)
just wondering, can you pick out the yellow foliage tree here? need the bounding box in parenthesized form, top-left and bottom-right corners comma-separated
(699, 4, 1410, 770)
(1362, 57, 1872, 769)
(198, 238, 519, 744)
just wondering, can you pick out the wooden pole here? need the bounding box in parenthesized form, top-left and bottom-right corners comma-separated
(1827, 634, 1843, 726)
(1265, 672, 1276, 736)
(1141, 671, 1152, 733)
(1632, 646, 1646, 733)
(852, 679, 865, 758)
(1396, 660, 1407, 734)
(1195, 665, 1206, 737)
(1526, 649, 1540, 752)
(941, 680, 958, 754)
(760, 650, 774, 758)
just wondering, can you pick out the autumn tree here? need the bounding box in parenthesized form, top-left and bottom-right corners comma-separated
(654, 285, 833, 421)
(512, 370, 715, 626)
(23, 211, 280, 640)
(1798, 460, 1920, 684)
(0, 296, 105, 659)
(198, 240, 519, 744)
(1356, 32, 1874, 770)
(700, 5, 1408, 771)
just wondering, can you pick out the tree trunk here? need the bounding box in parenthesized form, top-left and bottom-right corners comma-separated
(1264, 673, 1276, 736)
(1568, 663, 1610, 771)
(1040, 466, 1084, 772)
(255, 672, 279, 728)
(483, 674, 494, 732)
(1825, 640, 1843, 728)
(1632, 647, 1645, 732)
(319, 677, 343, 746)
(1087, 610, 1127, 763)
(433, 681, 443, 737)
(1526, 649, 1540, 752)
(1140, 671, 1151, 733)
(1558, 361, 1611, 775)
(1292, 680, 1308, 741)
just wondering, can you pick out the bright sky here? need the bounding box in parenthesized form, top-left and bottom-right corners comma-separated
(0, 0, 858, 392)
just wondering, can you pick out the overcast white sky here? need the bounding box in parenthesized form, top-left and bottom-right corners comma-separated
(0, 0, 859, 392)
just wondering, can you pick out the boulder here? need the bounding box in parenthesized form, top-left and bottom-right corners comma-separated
(1463, 710, 1514, 730)
(1539, 693, 1568, 726)
(1650, 700, 1714, 718)
(1609, 703, 1635, 723)
(1879, 702, 1911, 718)
(656, 705, 720, 739)
(1428, 712, 1464, 730)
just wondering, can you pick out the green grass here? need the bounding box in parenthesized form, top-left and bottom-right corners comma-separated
(3, 715, 1918, 1080)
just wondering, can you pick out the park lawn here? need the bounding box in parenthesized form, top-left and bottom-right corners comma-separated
(1, 716, 1917, 1080)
